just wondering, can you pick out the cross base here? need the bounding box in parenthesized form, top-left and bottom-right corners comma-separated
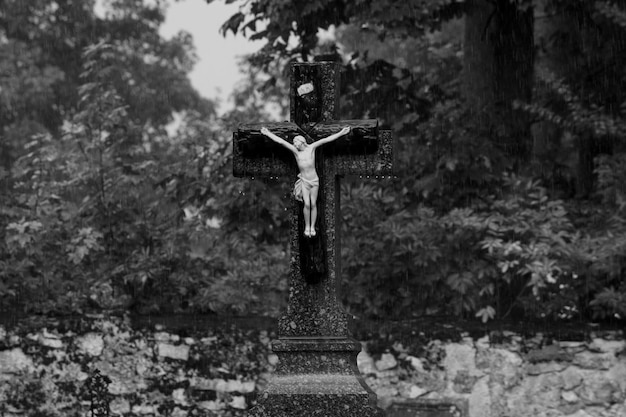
(248, 338, 383, 416)
(249, 385, 382, 417)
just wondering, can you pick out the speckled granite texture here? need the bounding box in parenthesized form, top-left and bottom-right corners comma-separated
(271, 338, 361, 375)
(278, 66, 392, 339)
(250, 374, 382, 417)
(240, 62, 391, 417)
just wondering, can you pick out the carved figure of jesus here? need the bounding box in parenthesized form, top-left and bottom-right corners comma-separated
(260, 126, 351, 237)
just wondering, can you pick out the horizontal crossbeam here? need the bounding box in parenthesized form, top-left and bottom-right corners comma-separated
(333, 129, 393, 177)
(233, 122, 299, 177)
(233, 120, 391, 178)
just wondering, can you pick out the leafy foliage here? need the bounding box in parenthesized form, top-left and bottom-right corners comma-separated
(215, 0, 467, 62)
(2, 0, 626, 323)
(0, 0, 288, 315)
(218, 0, 626, 322)
(341, 173, 578, 321)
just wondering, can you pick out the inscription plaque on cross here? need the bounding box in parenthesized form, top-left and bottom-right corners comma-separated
(233, 62, 392, 416)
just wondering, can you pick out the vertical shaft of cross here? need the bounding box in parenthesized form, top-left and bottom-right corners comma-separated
(236, 61, 390, 416)
(276, 62, 349, 338)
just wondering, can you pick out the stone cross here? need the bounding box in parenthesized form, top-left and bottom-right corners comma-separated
(233, 62, 392, 416)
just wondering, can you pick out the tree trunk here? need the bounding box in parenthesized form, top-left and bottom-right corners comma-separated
(534, 0, 621, 197)
(464, 0, 534, 318)
(463, 0, 534, 168)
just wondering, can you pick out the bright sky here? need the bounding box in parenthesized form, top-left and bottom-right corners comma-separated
(159, 0, 264, 113)
(96, 1, 337, 116)
(95, 0, 261, 114)
(160, 0, 264, 113)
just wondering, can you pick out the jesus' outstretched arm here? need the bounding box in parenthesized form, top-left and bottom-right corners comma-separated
(260, 127, 297, 154)
(310, 127, 351, 150)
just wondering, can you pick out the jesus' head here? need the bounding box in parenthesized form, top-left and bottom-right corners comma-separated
(293, 135, 307, 151)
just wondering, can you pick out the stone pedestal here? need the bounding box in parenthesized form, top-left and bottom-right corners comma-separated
(249, 339, 382, 416)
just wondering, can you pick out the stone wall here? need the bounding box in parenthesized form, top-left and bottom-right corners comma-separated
(358, 331, 626, 417)
(0, 316, 624, 417)
(0, 316, 275, 416)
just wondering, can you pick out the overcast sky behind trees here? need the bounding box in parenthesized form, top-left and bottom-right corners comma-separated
(98, 0, 265, 114)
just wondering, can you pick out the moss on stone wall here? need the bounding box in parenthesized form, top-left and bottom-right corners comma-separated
(0, 315, 624, 416)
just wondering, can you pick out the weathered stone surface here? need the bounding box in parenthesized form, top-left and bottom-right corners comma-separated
(190, 376, 215, 390)
(0, 348, 33, 375)
(251, 374, 382, 416)
(453, 370, 478, 393)
(607, 361, 626, 392)
(230, 395, 247, 409)
(573, 351, 614, 370)
(197, 400, 224, 411)
(406, 355, 425, 372)
(194, 378, 256, 393)
(154, 331, 171, 342)
(469, 376, 490, 417)
(566, 409, 593, 417)
(576, 373, 620, 405)
(272, 338, 361, 374)
(268, 353, 279, 366)
(200, 335, 218, 345)
(58, 361, 89, 383)
(475, 348, 491, 370)
(558, 402, 584, 416)
(236, 61, 392, 336)
(375, 385, 400, 403)
(172, 387, 189, 405)
(110, 397, 131, 415)
(605, 403, 626, 417)
(358, 350, 377, 375)
(39, 333, 64, 349)
(76, 332, 104, 356)
(561, 366, 584, 390)
(228, 380, 256, 393)
(7, 334, 20, 347)
(238, 62, 387, 416)
(236, 120, 379, 164)
(387, 398, 469, 417)
(561, 390, 580, 403)
(444, 343, 480, 379)
(170, 407, 188, 417)
(526, 373, 563, 408)
(475, 335, 489, 349)
(135, 357, 150, 376)
(407, 385, 428, 399)
(491, 349, 523, 388)
(559, 341, 585, 349)
(376, 353, 398, 371)
(107, 373, 148, 395)
(527, 361, 567, 375)
(589, 338, 625, 354)
(131, 404, 157, 415)
(157, 343, 189, 361)
(526, 344, 573, 363)
(4, 314, 626, 417)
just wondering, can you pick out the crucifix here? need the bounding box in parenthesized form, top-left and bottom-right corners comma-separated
(233, 62, 392, 416)
(259, 124, 351, 238)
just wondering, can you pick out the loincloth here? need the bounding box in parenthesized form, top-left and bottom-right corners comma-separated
(293, 174, 319, 202)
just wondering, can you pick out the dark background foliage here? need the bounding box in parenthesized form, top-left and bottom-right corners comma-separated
(1, 0, 625, 323)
